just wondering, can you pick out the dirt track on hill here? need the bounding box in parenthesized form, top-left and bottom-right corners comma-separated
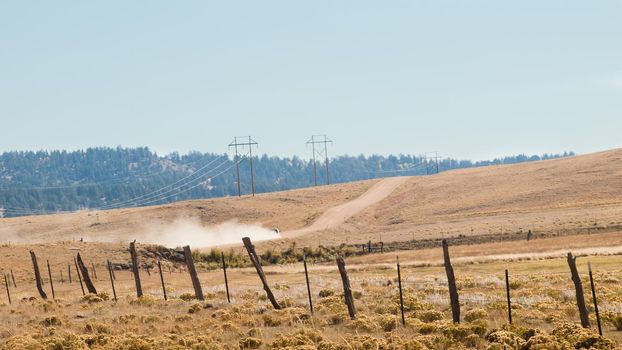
(283, 176, 409, 238)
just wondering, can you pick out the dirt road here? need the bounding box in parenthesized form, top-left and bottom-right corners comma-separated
(283, 176, 409, 238)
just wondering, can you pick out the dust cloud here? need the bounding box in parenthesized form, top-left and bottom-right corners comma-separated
(137, 217, 280, 248)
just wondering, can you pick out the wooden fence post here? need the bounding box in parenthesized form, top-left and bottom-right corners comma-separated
(10, 270, 16, 288)
(60, 270, 64, 284)
(68, 263, 72, 283)
(397, 256, 405, 325)
(183, 245, 204, 301)
(4, 273, 11, 304)
(76, 253, 97, 294)
(221, 252, 230, 303)
(588, 262, 602, 336)
(336, 255, 356, 319)
(74, 256, 85, 296)
(442, 239, 460, 323)
(91, 263, 98, 280)
(505, 269, 512, 325)
(29, 250, 47, 299)
(158, 260, 167, 301)
(46, 260, 55, 299)
(368, 240, 372, 253)
(567, 252, 590, 327)
(107, 260, 117, 301)
(242, 237, 280, 309)
(303, 253, 313, 314)
(129, 241, 143, 298)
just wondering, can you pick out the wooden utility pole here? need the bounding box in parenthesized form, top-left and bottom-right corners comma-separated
(229, 136, 259, 197)
(307, 135, 333, 185)
(567, 252, 590, 328)
(29, 250, 47, 299)
(336, 256, 356, 319)
(183, 246, 204, 301)
(129, 241, 143, 297)
(442, 239, 460, 323)
(76, 253, 97, 294)
(242, 237, 280, 309)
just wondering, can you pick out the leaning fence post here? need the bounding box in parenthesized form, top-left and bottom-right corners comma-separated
(397, 256, 405, 325)
(10, 270, 16, 288)
(588, 262, 602, 336)
(107, 260, 117, 301)
(336, 255, 356, 319)
(505, 269, 512, 324)
(68, 263, 72, 283)
(46, 260, 55, 299)
(442, 239, 460, 323)
(567, 252, 590, 327)
(129, 241, 143, 298)
(303, 253, 313, 314)
(77, 253, 97, 294)
(74, 256, 85, 296)
(221, 252, 231, 303)
(242, 237, 280, 309)
(30, 250, 47, 299)
(183, 246, 204, 301)
(4, 273, 11, 304)
(158, 260, 167, 301)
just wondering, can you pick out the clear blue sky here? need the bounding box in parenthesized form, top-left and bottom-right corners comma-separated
(1, 1, 620, 160)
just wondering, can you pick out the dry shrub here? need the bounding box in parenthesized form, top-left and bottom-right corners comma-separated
(346, 314, 380, 332)
(318, 289, 335, 298)
(464, 308, 488, 322)
(41, 315, 62, 327)
(84, 322, 112, 334)
(416, 310, 443, 322)
(262, 313, 282, 327)
(268, 328, 323, 348)
(486, 330, 525, 348)
(239, 337, 262, 349)
(188, 303, 202, 314)
(129, 295, 157, 307)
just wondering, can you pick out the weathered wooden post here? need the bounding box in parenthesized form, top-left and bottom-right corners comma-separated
(442, 239, 460, 323)
(158, 260, 167, 301)
(10, 270, 16, 288)
(129, 241, 143, 298)
(397, 256, 405, 325)
(74, 256, 85, 296)
(183, 245, 204, 301)
(336, 255, 356, 319)
(221, 252, 230, 303)
(4, 273, 11, 304)
(60, 270, 64, 284)
(588, 262, 602, 336)
(567, 252, 589, 327)
(303, 253, 313, 314)
(76, 253, 97, 294)
(380, 242, 384, 254)
(242, 237, 280, 309)
(505, 269, 512, 324)
(46, 260, 55, 299)
(368, 240, 372, 253)
(91, 262, 98, 280)
(107, 260, 117, 301)
(68, 263, 72, 283)
(30, 251, 47, 299)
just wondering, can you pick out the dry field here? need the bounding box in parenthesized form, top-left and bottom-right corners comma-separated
(0, 240, 621, 349)
(1, 149, 622, 348)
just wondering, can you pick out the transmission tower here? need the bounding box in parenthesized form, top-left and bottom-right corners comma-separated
(228, 136, 259, 197)
(423, 151, 441, 174)
(306, 135, 333, 185)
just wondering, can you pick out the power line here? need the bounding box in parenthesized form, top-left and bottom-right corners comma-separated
(306, 135, 332, 186)
(228, 136, 259, 197)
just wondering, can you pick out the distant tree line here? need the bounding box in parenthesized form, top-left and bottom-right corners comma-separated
(0, 147, 574, 217)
